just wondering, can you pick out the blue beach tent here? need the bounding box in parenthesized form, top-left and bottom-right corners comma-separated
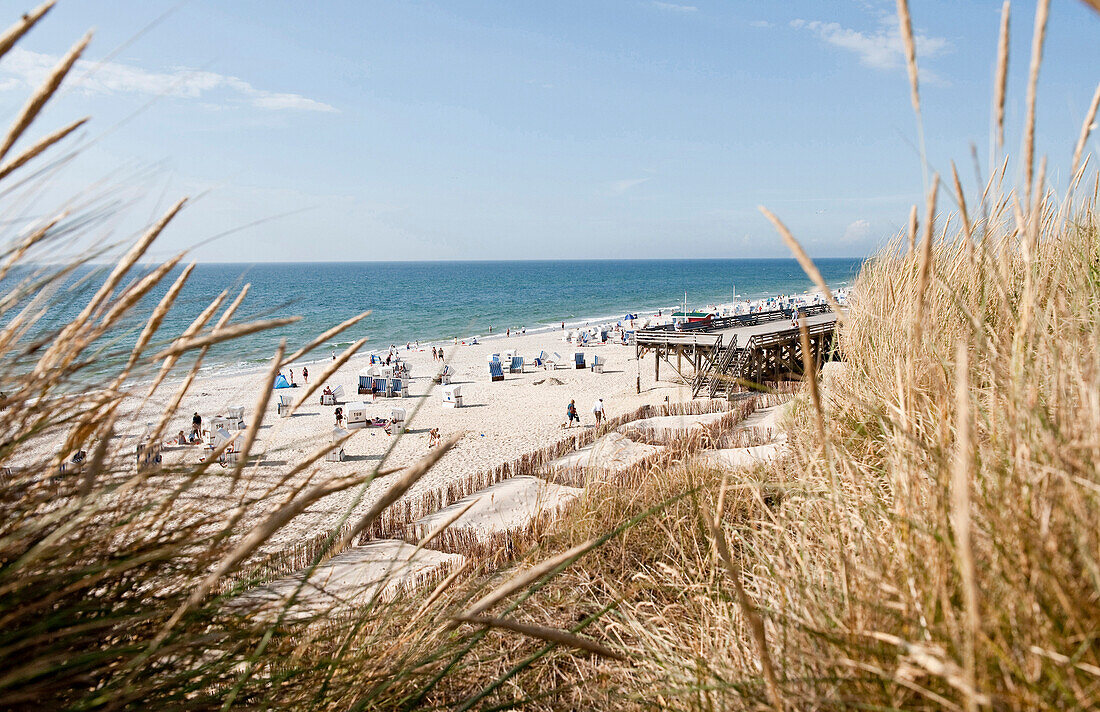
(274, 374, 291, 389)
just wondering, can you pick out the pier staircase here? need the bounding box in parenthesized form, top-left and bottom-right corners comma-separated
(693, 336, 744, 398)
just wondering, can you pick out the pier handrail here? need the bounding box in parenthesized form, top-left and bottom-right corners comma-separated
(635, 331, 723, 348)
(638, 303, 833, 336)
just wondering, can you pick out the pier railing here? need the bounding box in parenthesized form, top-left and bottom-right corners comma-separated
(639, 303, 832, 336)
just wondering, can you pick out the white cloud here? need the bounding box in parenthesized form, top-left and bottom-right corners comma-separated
(651, 1, 698, 13)
(0, 47, 337, 113)
(841, 218, 872, 244)
(790, 15, 949, 72)
(609, 177, 651, 195)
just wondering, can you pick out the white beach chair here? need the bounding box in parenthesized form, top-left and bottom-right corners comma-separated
(277, 394, 294, 416)
(442, 384, 463, 408)
(345, 402, 369, 429)
(321, 384, 344, 406)
(440, 365, 453, 385)
(551, 352, 568, 370)
(590, 355, 604, 374)
(212, 427, 238, 467)
(390, 407, 407, 435)
(327, 426, 347, 462)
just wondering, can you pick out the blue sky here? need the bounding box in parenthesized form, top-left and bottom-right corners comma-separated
(2, 0, 1098, 262)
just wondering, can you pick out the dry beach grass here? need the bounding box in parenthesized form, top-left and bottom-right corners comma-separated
(3, 0, 1100, 709)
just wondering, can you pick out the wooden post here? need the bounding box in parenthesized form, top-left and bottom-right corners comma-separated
(655, 346, 660, 381)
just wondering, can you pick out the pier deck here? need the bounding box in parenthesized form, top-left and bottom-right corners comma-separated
(635, 304, 840, 397)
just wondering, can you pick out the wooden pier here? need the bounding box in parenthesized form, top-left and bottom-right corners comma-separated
(635, 304, 840, 398)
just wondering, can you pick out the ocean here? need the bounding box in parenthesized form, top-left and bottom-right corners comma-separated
(18, 258, 862, 380)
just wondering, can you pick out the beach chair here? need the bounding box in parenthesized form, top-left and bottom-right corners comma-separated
(487, 353, 500, 364)
(442, 384, 463, 408)
(211, 427, 237, 467)
(327, 426, 347, 462)
(345, 402, 369, 429)
(321, 384, 344, 406)
(590, 355, 604, 374)
(509, 355, 524, 373)
(358, 372, 373, 394)
(533, 350, 549, 368)
(440, 365, 453, 385)
(574, 352, 585, 369)
(550, 352, 568, 370)
(391, 377, 408, 398)
(135, 440, 162, 471)
(277, 394, 294, 416)
(489, 361, 504, 382)
(390, 407, 407, 435)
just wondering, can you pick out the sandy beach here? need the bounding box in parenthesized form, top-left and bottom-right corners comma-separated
(24, 322, 692, 558)
(18, 291, 837, 564)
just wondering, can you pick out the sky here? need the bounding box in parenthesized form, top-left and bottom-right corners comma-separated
(1, 0, 1098, 262)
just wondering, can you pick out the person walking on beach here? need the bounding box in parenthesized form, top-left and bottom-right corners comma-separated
(428, 427, 441, 449)
(592, 398, 605, 426)
(302, 366, 308, 384)
(335, 407, 344, 428)
(431, 346, 437, 360)
(192, 412, 202, 435)
(566, 399, 579, 428)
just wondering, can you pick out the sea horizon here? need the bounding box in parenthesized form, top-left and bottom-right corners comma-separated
(15, 257, 863, 381)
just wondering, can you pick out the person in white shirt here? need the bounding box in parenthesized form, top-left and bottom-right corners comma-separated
(592, 398, 605, 425)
